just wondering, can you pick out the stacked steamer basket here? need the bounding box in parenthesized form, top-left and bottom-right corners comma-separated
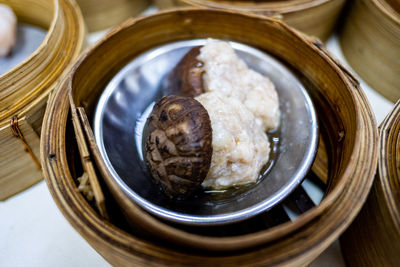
(341, 101, 400, 266)
(75, 0, 150, 32)
(339, 1, 400, 264)
(0, 0, 85, 200)
(154, 0, 346, 41)
(41, 9, 379, 265)
(340, 0, 400, 102)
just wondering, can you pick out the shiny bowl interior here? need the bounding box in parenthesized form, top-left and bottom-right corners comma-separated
(94, 39, 318, 225)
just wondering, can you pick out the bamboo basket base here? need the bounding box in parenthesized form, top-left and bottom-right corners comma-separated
(0, 117, 42, 200)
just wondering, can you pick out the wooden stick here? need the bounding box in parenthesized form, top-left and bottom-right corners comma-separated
(69, 94, 108, 220)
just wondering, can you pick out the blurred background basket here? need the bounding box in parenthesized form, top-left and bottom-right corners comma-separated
(341, 100, 400, 266)
(75, 0, 150, 32)
(0, 0, 85, 200)
(340, 0, 400, 102)
(154, 0, 346, 41)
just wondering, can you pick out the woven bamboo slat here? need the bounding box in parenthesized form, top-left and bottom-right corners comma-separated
(340, 0, 400, 102)
(154, 0, 346, 41)
(75, 0, 149, 32)
(41, 8, 378, 266)
(341, 100, 400, 266)
(0, 0, 85, 200)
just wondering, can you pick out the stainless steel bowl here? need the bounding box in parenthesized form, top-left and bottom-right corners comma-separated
(94, 39, 318, 225)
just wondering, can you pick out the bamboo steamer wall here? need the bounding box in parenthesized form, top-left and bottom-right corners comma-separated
(0, 0, 85, 200)
(75, 0, 149, 32)
(341, 100, 400, 266)
(340, 0, 400, 102)
(41, 9, 378, 266)
(154, 0, 346, 41)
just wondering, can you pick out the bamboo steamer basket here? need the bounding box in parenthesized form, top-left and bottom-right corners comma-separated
(0, 0, 85, 200)
(75, 0, 149, 32)
(154, 0, 346, 41)
(340, 0, 400, 102)
(341, 100, 400, 266)
(41, 9, 378, 266)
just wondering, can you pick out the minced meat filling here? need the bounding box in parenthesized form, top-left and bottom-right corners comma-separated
(195, 40, 280, 189)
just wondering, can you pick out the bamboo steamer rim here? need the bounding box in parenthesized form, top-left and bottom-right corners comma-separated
(68, 8, 363, 241)
(42, 8, 378, 264)
(375, 0, 400, 23)
(378, 101, 400, 229)
(0, 0, 85, 125)
(373, 0, 400, 24)
(182, 0, 339, 13)
(88, 8, 368, 243)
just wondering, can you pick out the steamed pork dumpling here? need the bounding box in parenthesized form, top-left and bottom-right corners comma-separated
(193, 40, 279, 189)
(196, 92, 270, 189)
(0, 4, 17, 57)
(198, 39, 280, 130)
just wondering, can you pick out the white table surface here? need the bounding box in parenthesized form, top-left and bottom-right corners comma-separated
(0, 32, 393, 266)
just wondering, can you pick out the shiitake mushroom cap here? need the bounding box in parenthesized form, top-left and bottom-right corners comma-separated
(165, 46, 205, 98)
(145, 95, 212, 198)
